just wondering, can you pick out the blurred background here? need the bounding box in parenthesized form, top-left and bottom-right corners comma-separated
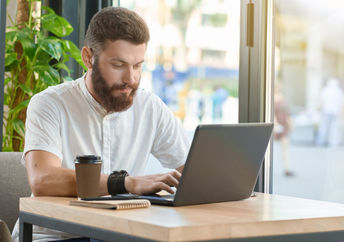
(118, 0, 240, 132)
(273, 0, 344, 202)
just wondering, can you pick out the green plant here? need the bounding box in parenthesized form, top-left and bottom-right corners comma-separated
(3, 0, 86, 151)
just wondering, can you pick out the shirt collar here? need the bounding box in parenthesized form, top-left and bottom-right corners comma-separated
(79, 73, 108, 116)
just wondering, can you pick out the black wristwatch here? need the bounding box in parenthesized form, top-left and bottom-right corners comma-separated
(107, 170, 129, 195)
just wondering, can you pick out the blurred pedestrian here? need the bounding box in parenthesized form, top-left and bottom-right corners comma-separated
(316, 78, 344, 147)
(274, 83, 293, 176)
(212, 86, 228, 121)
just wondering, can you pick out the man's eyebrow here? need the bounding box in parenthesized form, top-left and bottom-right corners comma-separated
(135, 59, 145, 65)
(109, 58, 145, 65)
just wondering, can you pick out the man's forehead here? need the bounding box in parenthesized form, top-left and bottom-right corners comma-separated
(102, 39, 146, 50)
(100, 39, 146, 62)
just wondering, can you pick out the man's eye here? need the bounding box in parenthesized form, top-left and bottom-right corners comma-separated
(134, 64, 142, 69)
(112, 63, 122, 68)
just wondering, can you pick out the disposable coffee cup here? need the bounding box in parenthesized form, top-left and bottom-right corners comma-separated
(74, 155, 102, 199)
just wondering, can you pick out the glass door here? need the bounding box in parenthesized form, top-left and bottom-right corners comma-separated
(273, 0, 344, 202)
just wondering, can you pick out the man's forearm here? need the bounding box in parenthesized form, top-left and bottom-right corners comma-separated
(99, 173, 110, 196)
(30, 167, 76, 196)
(30, 167, 109, 197)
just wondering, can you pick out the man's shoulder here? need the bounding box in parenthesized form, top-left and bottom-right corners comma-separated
(28, 78, 83, 114)
(131, 89, 170, 119)
(32, 78, 82, 102)
(39, 78, 80, 96)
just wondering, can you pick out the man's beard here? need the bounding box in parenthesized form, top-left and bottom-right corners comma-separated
(91, 59, 139, 112)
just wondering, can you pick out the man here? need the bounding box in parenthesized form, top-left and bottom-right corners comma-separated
(316, 78, 344, 147)
(12, 7, 190, 241)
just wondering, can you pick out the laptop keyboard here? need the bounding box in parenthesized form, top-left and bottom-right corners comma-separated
(157, 194, 175, 201)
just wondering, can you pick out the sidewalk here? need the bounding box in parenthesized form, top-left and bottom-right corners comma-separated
(273, 141, 344, 203)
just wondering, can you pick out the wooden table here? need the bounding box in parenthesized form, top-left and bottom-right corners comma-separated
(19, 193, 344, 242)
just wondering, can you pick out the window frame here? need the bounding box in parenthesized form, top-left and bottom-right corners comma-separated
(239, 0, 275, 193)
(0, 0, 6, 151)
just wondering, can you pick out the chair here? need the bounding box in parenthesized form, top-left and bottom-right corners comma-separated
(0, 152, 31, 233)
(0, 219, 12, 242)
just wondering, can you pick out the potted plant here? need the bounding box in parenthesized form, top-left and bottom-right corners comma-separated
(3, 0, 86, 151)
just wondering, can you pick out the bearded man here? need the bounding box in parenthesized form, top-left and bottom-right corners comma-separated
(13, 7, 190, 242)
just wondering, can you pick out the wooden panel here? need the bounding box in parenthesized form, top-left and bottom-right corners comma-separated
(20, 193, 344, 241)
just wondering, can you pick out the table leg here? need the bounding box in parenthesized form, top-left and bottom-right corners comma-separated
(19, 216, 32, 242)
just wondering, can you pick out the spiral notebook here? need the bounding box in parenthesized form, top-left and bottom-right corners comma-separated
(69, 199, 151, 210)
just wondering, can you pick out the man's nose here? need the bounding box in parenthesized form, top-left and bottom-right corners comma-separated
(123, 66, 136, 85)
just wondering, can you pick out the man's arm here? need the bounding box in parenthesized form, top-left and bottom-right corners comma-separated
(25, 150, 109, 197)
(26, 150, 184, 196)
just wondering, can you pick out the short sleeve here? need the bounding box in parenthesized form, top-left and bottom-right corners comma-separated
(151, 96, 191, 169)
(23, 93, 63, 165)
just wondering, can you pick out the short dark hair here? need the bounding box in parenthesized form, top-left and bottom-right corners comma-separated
(85, 7, 150, 54)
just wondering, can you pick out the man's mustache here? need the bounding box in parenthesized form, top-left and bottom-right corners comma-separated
(109, 83, 138, 92)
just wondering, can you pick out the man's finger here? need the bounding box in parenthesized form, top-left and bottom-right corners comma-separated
(170, 170, 182, 180)
(164, 174, 179, 188)
(156, 182, 174, 194)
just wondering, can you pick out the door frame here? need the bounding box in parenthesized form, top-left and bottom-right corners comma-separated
(239, 0, 275, 193)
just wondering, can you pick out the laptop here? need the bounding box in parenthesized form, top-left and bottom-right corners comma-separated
(85, 123, 273, 206)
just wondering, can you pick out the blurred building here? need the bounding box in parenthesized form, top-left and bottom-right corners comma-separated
(120, 0, 240, 130)
(276, 0, 344, 144)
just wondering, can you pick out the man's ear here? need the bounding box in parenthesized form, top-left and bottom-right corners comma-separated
(81, 46, 94, 69)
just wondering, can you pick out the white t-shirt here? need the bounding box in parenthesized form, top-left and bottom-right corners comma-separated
(13, 76, 190, 241)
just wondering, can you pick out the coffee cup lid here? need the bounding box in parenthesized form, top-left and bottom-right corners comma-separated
(75, 155, 101, 164)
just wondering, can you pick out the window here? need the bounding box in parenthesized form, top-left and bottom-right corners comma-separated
(273, 0, 344, 202)
(117, 0, 240, 173)
(201, 13, 228, 27)
(201, 49, 226, 65)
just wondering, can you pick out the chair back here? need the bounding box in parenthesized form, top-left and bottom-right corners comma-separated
(0, 219, 12, 242)
(0, 152, 31, 231)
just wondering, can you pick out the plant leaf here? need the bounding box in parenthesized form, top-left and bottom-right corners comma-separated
(62, 40, 87, 70)
(19, 84, 33, 96)
(12, 118, 25, 138)
(34, 65, 60, 85)
(35, 49, 51, 64)
(39, 38, 63, 61)
(41, 6, 55, 15)
(7, 27, 31, 43)
(4, 77, 11, 85)
(42, 12, 73, 37)
(54, 62, 71, 75)
(5, 30, 18, 43)
(8, 99, 30, 116)
(62, 53, 70, 62)
(4, 92, 10, 106)
(20, 38, 37, 60)
(5, 52, 17, 66)
(2, 147, 14, 152)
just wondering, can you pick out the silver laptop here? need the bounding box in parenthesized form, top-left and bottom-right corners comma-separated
(86, 123, 273, 206)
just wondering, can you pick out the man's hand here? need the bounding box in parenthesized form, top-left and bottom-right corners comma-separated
(124, 170, 182, 195)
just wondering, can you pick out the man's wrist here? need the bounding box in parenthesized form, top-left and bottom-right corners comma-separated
(107, 170, 129, 195)
(124, 176, 133, 194)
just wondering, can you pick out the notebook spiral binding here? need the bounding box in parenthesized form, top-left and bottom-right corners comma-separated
(70, 199, 151, 210)
(117, 200, 150, 210)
